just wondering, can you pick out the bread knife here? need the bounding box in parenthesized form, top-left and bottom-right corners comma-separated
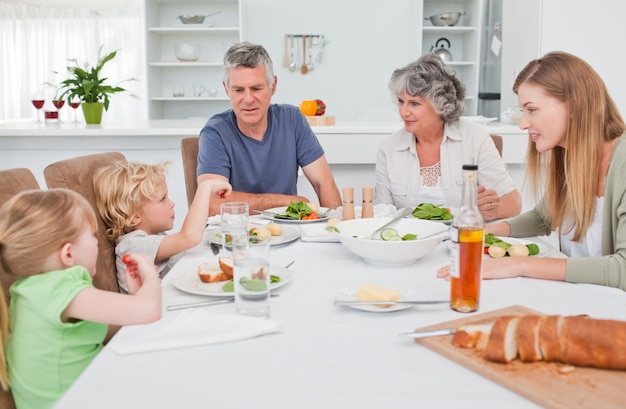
(398, 328, 456, 339)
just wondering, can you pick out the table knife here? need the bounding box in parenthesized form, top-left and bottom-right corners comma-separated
(334, 300, 448, 306)
(398, 328, 456, 339)
(167, 298, 234, 311)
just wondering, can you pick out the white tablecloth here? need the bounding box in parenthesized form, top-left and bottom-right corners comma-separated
(55, 233, 626, 409)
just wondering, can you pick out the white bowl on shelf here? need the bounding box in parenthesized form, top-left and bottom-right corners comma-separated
(175, 43, 200, 62)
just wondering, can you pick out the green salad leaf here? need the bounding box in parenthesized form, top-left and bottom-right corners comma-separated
(412, 203, 453, 221)
(280, 201, 313, 220)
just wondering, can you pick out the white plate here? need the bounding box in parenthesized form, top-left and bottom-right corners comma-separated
(335, 287, 417, 313)
(299, 224, 340, 243)
(205, 226, 300, 246)
(171, 262, 292, 297)
(407, 205, 457, 225)
(260, 206, 330, 223)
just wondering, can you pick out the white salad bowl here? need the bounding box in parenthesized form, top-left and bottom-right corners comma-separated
(333, 217, 449, 266)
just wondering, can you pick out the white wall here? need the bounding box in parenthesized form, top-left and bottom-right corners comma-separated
(242, 0, 418, 121)
(540, 0, 626, 115)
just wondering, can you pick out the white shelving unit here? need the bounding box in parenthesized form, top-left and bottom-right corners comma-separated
(421, 0, 484, 116)
(145, 0, 243, 119)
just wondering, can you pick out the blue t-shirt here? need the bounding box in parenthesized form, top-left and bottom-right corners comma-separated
(7, 267, 107, 409)
(197, 104, 324, 195)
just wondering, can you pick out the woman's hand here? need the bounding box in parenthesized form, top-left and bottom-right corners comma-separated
(436, 257, 520, 281)
(477, 185, 500, 221)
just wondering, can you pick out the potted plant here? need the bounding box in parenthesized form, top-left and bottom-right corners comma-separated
(57, 45, 136, 124)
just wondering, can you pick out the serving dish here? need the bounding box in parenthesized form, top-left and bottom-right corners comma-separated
(424, 11, 465, 26)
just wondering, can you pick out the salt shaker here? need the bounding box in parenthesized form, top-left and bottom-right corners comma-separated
(361, 187, 374, 218)
(342, 187, 355, 220)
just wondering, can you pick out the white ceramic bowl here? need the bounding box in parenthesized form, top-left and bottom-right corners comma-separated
(506, 111, 523, 124)
(333, 218, 449, 266)
(175, 43, 200, 62)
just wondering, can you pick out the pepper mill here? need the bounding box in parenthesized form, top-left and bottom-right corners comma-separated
(342, 187, 355, 220)
(361, 187, 374, 218)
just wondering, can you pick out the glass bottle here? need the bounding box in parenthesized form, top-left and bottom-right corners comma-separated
(449, 164, 484, 313)
(342, 187, 355, 220)
(361, 187, 374, 218)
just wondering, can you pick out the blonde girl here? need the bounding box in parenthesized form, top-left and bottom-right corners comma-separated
(438, 51, 626, 289)
(0, 189, 161, 409)
(93, 161, 231, 293)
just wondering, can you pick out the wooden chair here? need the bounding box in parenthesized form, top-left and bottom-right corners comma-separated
(44, 152, 126, 293)
(0, 168, 40, 208)
(181, 137, 199, 208)
(0, 167, 39, 409)
(490, 134, 503, 157)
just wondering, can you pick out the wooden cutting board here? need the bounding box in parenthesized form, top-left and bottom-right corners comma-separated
(305, 115, 335, 126)
(413, 305, 626, 409)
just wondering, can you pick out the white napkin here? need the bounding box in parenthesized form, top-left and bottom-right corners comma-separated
(110, 309, 283, 355)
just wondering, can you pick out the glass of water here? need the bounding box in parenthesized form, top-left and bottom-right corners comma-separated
(233, 234, 271, 318)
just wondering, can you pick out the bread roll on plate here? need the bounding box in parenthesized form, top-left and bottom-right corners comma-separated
(197, 262, 230, 283)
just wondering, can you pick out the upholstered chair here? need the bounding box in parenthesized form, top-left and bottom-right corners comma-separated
(44, 152, 126, 293)
(180, 137, 199, 208)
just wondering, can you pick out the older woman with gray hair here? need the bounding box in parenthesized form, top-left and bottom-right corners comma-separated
(374, 53, 521, 221)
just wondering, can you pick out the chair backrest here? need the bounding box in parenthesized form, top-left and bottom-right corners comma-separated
(44, 152, 126, 293)
(181, 137, 199, 208)
(0, 168, 39, 409)
(0, 168, 40, 208)
(490, 134, 503, 157)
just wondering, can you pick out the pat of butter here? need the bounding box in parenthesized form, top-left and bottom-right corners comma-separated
(358, 285, 400, 302)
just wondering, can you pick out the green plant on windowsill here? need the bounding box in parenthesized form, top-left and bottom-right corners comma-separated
(56, 45, 137, 123)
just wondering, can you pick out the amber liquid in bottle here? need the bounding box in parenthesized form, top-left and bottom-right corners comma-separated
(450, 164, 484, 313)
(450, 229, 483, 312)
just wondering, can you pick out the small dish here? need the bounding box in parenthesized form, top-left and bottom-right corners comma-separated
(335, 287, 417, 313)
(299, 224, 340, 243)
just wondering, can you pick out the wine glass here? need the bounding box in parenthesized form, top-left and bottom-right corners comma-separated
(52, 97, 65, 122)
(68, 96, 81, 123)
(31, 90, 45, 123)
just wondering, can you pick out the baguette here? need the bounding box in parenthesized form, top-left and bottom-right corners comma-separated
(452, 323, 494, 349)
(516, 315, 543, 362)
(538, 315, 563, 362)
(560, 316, 626, 370)
(484, 316, 520, 363)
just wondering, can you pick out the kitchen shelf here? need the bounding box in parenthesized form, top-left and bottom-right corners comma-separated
(421, 0, 483, 116)
(145, 0, 243, 119)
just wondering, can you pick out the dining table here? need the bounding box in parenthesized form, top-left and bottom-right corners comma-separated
(54, 218, 626, 409)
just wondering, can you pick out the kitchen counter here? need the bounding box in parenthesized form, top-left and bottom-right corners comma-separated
(0, 120, 530, 230)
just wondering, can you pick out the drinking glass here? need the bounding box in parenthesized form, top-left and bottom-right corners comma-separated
(69, 96, 81, 123)
(52, 98, 65, 122)
(219, 202, 249, 269)
(31, 90, 45, 123)
(233, 233, 271, 318)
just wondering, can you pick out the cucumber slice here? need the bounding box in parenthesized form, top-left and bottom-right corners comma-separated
(387, 235, 403, 241)
(380, 228, 398, 240)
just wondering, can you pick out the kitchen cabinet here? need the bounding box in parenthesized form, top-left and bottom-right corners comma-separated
(145, 0, 243, 119)
(421, 0, 484, 115)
